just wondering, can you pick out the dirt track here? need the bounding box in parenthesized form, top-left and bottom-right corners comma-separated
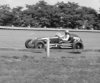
(0, 29, 100, 49)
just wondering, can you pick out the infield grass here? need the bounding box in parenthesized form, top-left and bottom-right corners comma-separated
(0, 49, 100, 83)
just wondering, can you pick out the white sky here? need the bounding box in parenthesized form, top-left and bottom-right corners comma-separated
(0, 0, 100, 10)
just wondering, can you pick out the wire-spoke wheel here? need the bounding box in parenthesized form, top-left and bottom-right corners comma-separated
(36, 43, 45, 49)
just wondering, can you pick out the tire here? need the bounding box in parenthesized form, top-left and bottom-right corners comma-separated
(25, 39, 34, 48)
(35, 41, 45, 49)
(73, 43, 84, 49)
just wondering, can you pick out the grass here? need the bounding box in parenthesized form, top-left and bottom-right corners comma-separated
(0, 49, 100, 83)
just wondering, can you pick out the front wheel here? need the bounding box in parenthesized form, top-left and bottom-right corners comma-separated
(25, 39, 34, 48)
(35, 42, 45, 49)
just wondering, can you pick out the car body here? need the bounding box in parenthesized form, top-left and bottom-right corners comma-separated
(25, 33, 84, 49)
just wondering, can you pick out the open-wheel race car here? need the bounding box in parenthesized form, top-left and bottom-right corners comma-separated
(25, 32, 84, 50)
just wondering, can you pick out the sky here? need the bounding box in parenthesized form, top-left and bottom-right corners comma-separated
(0, 0, 100, 11)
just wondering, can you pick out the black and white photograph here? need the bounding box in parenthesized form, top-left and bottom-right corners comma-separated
(0, 0, 100, 83)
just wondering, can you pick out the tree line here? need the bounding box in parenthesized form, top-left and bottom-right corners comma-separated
(0, 0, 100, 30)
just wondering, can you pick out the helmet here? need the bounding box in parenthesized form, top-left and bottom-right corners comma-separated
(65, 30, 69, 34)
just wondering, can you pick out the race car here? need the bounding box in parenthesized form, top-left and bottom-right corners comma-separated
(25, 33, 84, 49)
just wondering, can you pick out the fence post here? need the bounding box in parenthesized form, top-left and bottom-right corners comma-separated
(43, 37, 50, 57)
(46, 38, 50, 57)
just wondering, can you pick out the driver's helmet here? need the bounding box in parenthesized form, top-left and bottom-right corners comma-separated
(65, 30, 69, 34)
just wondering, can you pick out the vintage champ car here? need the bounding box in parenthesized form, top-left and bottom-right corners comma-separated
(25, 33, 84, 49)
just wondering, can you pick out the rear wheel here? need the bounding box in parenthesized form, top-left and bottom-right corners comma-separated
(73, 43, 84, 49)
(72, 43, 84, 53)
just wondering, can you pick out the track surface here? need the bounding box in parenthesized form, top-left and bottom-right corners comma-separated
(0, 29, 100, 49)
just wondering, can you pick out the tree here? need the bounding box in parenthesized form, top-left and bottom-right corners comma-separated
(11, 6, 24, 27)
(0, 1, 99, 29)
(0, 5, 13, 26)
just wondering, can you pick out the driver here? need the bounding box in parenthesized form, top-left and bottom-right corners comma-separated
(55, 30, 70, 43)
(62, 30, 70, 41)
